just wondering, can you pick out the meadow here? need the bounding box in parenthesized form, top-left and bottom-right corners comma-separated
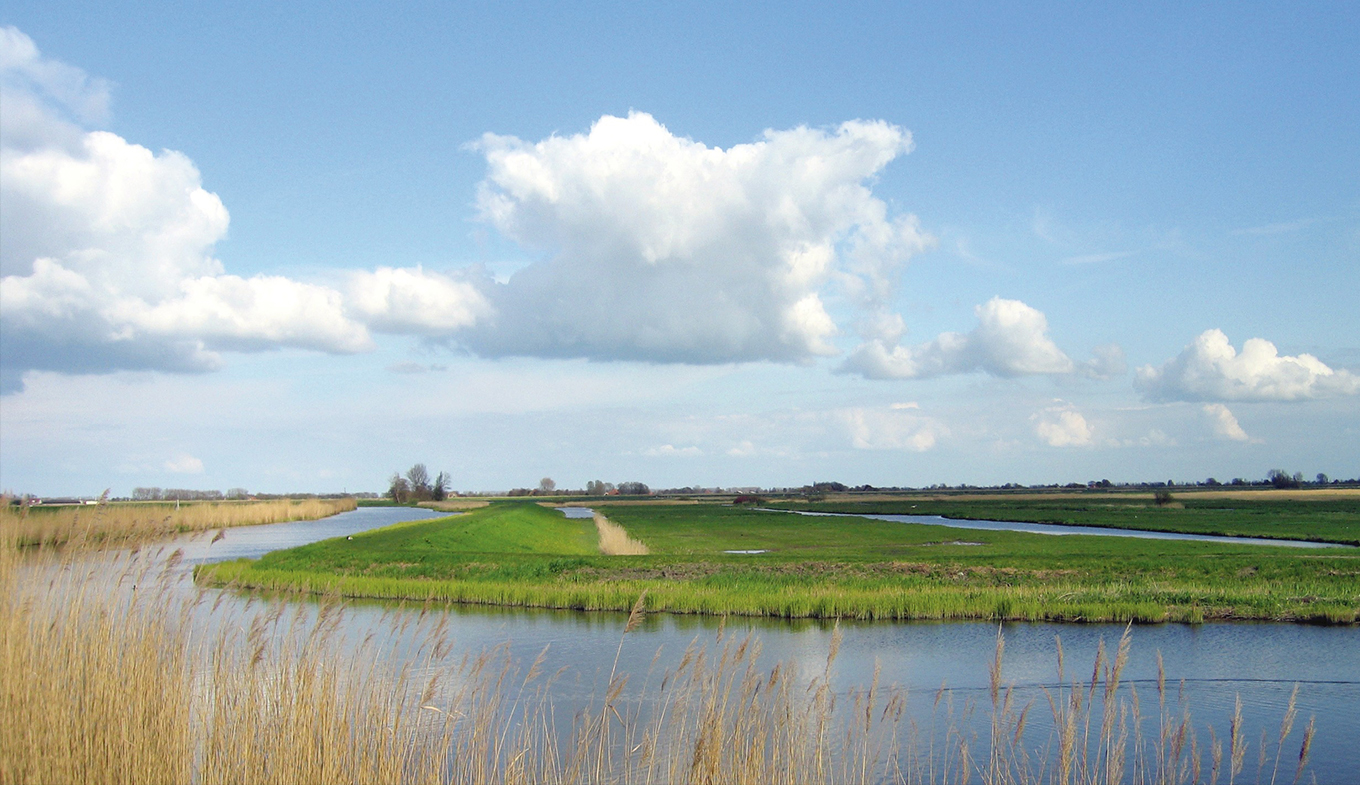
(773, 493, 1360, 545)
(0, 496, 357, 547)
(198, 500, 1360, 623)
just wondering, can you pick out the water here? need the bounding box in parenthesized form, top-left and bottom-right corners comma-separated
(775, 508, 1351, 548)
(52, 506, 1360, 780)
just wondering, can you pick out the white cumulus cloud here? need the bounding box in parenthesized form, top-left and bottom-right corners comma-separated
(0, 28, 373, 393)
(1032, 402, 1092, 447)
(461, 111, 932, 364)
(1135, 329, 1360, 402)
(2, 31, 953, 392)
(842, 297, 1089, 380)
(1202, 403, 1250, 442)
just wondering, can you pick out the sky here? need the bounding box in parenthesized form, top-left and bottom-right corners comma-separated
(1, 2, 1357, 496)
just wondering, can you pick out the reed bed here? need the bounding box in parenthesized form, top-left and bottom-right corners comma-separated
(0, 496, 357, 547)
(0, 496, 1322, 785)
(595, 513, 650, 555)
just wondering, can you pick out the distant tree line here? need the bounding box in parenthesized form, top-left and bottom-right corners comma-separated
(500, 479, 652, 497)
(132, 487, 250, 501)
(127, 488, 360, 501)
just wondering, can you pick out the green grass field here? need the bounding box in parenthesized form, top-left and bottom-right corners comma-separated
(197, 499, 1360, 624)
(772, 495, 1360, 544)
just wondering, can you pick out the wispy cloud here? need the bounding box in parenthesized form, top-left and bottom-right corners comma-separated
(1061, 250, 1135, 265)
(1232, 217, 1323, 236)
(163, 454, 204, 474)
(643, 444, 703, 457)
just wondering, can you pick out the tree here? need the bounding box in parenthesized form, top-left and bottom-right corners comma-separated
(1317, 473, 1330, 485)
(406, 464, 431, 500)
(432, 472, 450, 501)
(388, 473, 411, 503)
(586, 480, 614, 496)
(538, 477, 557, 494)
(1267, 469, 1301, 489)
(617, 481, 650, 496)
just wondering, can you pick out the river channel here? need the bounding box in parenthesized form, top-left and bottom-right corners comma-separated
(80, 506, 1360, 781)
(770, 508, 1352, 548)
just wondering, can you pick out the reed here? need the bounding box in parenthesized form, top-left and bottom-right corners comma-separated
(594, 512, 650, 555)
(1, 536, 1321, 784)
(0, 496, 356, 547)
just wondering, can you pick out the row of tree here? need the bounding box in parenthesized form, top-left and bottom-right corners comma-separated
(503, 479, 653, 497)
(387, 464, 451, 503)
(587, 480, 651, 496)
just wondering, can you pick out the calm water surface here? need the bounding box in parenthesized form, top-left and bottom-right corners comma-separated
(86, 506, 1360, 781)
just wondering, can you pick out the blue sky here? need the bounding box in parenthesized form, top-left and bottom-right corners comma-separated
(1, 2, 1357, 495)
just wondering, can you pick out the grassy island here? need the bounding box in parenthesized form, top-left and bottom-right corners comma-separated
(196, 497, 1360, 624)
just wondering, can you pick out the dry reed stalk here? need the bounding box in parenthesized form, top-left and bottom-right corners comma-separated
(594, 513, 650, 555)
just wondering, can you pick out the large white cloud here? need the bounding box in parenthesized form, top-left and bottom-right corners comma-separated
(2, 30, 946, 392)
(459, 111, 932, 363)
(1135, 329, 1360, 402)
(0, 28, 372, 393)
(841, 297, 1111, 380)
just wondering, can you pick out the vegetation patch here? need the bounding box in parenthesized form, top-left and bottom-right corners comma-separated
(770, 496, 1360, 545)
(196, 499, 1360, 623)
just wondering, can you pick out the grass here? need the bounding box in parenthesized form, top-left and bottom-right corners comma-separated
(771, 496, 1360, 545)
(0, 496, 357, 547)
(3, 523, 1322, 784)
(198, 501, 1360, 624)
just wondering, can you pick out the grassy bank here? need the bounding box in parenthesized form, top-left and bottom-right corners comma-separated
(771, 496, 1360, 545)
(1, 497, 357, 547)
(198, 502, 1360, 623)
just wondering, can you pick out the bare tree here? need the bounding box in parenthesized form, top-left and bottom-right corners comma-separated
(406, 464, 432, 500)
(538, 477, 556, 494)
(388, 473, 411, 503)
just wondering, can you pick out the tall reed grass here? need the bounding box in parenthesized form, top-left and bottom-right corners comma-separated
(594, 513, 650, 555)
(1, 529, 1319, 783)
(0, 495, 356, 547)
